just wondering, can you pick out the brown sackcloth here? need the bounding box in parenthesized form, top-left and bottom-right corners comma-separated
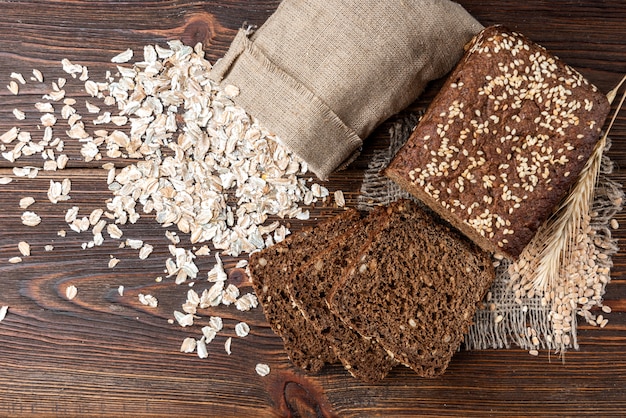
(209, 0, 483, 180)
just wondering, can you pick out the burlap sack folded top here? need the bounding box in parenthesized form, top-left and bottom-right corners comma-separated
(209, 0, 483, 180)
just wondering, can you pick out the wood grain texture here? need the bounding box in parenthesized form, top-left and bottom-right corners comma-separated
(0, 0, 625, 416)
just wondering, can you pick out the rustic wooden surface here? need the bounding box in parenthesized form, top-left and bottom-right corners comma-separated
(0, 1, 625, 416)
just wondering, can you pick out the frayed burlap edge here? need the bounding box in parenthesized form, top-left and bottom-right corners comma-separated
(358, 114, 624, 352)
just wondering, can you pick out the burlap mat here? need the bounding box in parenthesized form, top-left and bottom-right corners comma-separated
(358, 114, 623, 353)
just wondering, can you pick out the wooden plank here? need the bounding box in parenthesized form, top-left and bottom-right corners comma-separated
(0, 0, 625, 416)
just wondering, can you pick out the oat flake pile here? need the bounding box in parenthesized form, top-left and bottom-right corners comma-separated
(1, 40, 338, 369)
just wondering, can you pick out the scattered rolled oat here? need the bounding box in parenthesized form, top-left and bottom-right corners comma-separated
(0, 126, 18, 143)
(195, 245, 211, 256)
(21, 211, 41, 226)
(35, 102, 54, 112)
(107, 224, 123, 239)
(174, 310, 194, 327)
(201, 326, 218, 344)
(111, 48, 133, 63)
(235, 322, 250, 337)
(117, 285, 124, 296)
(109, 257, 120, 268)
(0, 306, 7, 322)
(47, 179, 71, 203)
(44, 245, 54, 251)
(13, 167, 38, 178)
(126, 239, 143, 249)
(138, 244, 153, 260)
(66, 285, 78, 300)
(235, 293, 258, 312)
(334, 189, 345, 207)
(207, 254, 227, 282)
(18, 241, 30, 256)
(208, 316, 223, 332)
(197, 338, 209, 359)
(12, 109, 25, 120)
(32, 69, 44, 83)
(8, 256, 22, 264)
(223, 84, 240, 97)
(255, 363, 270, 377)
(221, 283, 240, 306)
(0, 177, 12, 185)
(19, 197, 35, 209)
(138, 293, 158, 308)
(180, 337, 196, 353)
(10, 72, 26, 85)
(225, 337, 232, 355)
(7, 80, 18, 95)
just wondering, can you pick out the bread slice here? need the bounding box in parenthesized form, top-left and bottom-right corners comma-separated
(328, 199, 495, 377)
(248, 208, 361, 372)
(384, 25, 610, 258)
(288, 205, 398, 382)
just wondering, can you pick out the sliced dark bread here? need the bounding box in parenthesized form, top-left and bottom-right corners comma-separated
(328, 199, 495, 377)
(248, 208, 361, 372)
(287, 205, 398, 382)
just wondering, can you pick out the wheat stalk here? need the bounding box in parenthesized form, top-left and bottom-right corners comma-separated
(530, 75, 626, 292)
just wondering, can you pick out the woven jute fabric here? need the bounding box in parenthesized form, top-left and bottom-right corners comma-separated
(209, 0, 482, 180)
(359, 114, 624, 353)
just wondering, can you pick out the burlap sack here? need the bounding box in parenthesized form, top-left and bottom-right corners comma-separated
(209, 0, 483, 180)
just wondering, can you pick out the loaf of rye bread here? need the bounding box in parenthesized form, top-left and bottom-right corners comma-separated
(287, 206, 398, 382)
(328, 199, 495, 377)
(248, 208, 361, 372)
(384, 25, 610, 258)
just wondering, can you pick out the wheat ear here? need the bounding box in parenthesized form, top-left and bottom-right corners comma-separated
(531, 75, 626, 292)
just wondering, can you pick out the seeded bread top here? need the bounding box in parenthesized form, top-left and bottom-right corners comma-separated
(385, 25, 610, 257)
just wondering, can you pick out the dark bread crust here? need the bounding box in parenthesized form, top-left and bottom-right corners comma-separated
(287, 205, 398, 382)
(384, 25, 610, 258)
(248, 208, 361, 372)
(328, 199, 495, 377)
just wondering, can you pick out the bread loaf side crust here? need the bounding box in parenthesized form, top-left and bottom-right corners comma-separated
(287, 206, 398, 382)
(249, 208, 361, 372)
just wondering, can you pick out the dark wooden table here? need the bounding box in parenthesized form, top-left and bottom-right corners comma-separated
(0, 1, 625, 416)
